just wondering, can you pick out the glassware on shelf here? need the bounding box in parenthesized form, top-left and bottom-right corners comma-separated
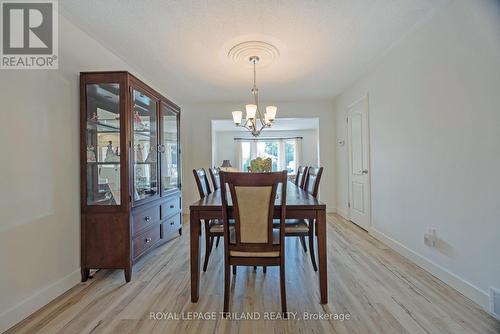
(132, 89, 158, 202)
(90, 112, 98, 123)
(134, 111, 145, 131)
(87, 145, 96, 162)
(161, 105, 179, 192)
(86, 82, 121, 205)
(135, 143, 144, 163)
(105, 141, 120, 162)
(145, 147, 156, 163)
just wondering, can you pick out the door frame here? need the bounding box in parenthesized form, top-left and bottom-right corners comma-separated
(346, 93, 372, 230)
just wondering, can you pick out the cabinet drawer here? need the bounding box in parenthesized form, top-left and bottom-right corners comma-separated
(133, 225, 161, 259)
(161, 197, 180, 219)
(133, 205, 160, 235)
(162, 213, 181, 237)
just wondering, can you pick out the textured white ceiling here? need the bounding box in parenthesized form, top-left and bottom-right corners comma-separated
(60, 0, 446, 103)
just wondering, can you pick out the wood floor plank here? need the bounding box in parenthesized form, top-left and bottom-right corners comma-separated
(5, 214, 500, 334)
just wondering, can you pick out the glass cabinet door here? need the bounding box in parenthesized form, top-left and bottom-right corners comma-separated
(85, 83, 122, 205)
(132, 89, 158, 203)
(160, 104, 179, 194)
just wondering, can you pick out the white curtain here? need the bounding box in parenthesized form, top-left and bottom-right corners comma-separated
(278, 140, 286, 171)
(294, 138, 302, 171)
(235, 141, 242, 171)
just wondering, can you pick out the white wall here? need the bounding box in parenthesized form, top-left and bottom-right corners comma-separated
(0, 14, 163, 332)
(213, 129, 319, 170)
(181, 102, 335, 212)
(334, 0, 500, 311)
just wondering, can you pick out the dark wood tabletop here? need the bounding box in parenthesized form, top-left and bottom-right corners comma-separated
(190, 181, 327, 210)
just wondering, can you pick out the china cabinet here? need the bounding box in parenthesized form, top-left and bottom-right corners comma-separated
(80, 71, 181, 282)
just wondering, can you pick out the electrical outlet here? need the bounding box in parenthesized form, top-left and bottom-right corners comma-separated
(424, 229, 436, 247)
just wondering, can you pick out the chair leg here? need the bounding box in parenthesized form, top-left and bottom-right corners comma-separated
(215, 236, 221, 248)
(308, 226, 318, 271)
(223, 259, 230, 314)
(232, 265, 237, 275)
(299, 236, 308, 252)
(263, 266, 267, 273)
(253, 266, 257, 271)
(280, 261, 287, 318)
(203, 234, 214, 272)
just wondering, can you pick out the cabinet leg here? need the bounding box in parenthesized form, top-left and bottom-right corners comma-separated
(81, 268, 90, 282)
(178, 227, 182, 236)
(124, 267, 132, 282)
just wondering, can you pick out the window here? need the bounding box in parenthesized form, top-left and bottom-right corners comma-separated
(237, 138, 301, 174)
(256, 141, 278, 171)
(241, 142, 251, 172)
(285, 140, 297, 174)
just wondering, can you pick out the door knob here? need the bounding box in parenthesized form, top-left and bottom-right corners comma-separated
(362, 169, 369, 174)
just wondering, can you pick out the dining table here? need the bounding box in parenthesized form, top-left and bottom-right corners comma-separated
(189, 181, 328, 304)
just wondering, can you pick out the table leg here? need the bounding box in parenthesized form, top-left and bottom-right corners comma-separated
(190, 211, 201, 302)
(317, 209, 328, 304)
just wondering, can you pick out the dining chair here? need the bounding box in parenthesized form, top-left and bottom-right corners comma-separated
(209, 167, 221, 190)
(208, 167, 222, 248)
(295, 166, 309, 189)
(306, 166, 324, 250)
(220, 171, 288, 317)
(276, 166, 323, 271)
(193, 168, 223, 272)
(304, 167, 323, 198)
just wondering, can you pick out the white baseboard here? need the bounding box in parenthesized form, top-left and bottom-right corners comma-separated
(326, 206, 336, 214)
(369, 228, 490, 311)
(0, 269, 81, 333)
(336, 208, 349, 220)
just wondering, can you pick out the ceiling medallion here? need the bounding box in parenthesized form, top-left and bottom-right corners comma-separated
(227, 40, 280, 67)
(230, 54, 277, 137)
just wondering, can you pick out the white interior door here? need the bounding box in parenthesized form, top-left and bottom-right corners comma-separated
(347, 96, 371, 230)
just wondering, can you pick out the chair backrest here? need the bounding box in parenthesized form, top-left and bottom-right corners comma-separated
(304, 167, 323, 198)
(209, 167, 221, 190)
(193, 168, 212, 199)
(295, 166, 308, 189)
(220, 171, 287, 255)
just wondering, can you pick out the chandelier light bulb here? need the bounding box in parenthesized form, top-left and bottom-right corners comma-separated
(245, 104, 257, 119)
(265, 106, 277, 121)
(264, 113, 272, 126)
(232, 111, 242, 125)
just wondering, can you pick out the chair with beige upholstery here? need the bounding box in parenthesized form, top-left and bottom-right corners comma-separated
(193, 168, 224, 272)
(276, 166, 323, 271)
(220, 171, 288, 317)
(295, 166, 309, 189)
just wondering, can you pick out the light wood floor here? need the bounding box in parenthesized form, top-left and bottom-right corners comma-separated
(6, 214, 500, 334)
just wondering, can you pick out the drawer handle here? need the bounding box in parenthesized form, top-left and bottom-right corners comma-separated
(144, 216, 151, 222)
(169, 205, 174, 208)
(145, 237, 152, 243)
(169, 221, 174, 225)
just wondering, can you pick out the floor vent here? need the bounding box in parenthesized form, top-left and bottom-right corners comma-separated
(490, 287, 500, 320)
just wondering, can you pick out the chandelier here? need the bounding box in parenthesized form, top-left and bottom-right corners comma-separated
(231, 56, 277, 137)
